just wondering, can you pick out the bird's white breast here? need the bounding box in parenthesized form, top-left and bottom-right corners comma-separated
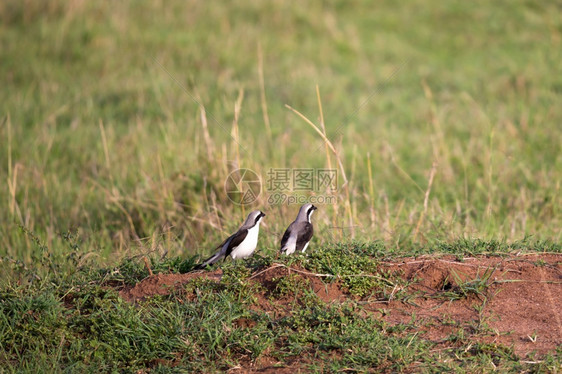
(231, 224, 260, 260)
(282, 235, 297, 255)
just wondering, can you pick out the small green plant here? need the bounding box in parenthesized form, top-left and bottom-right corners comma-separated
(298, 243, 394, 298)
(221, 261, 251, 284)
(534, 259, 547, 267)
(271, 274, 308, 297)
(446, 327, 467, 344)
(438, 266, 496, 301)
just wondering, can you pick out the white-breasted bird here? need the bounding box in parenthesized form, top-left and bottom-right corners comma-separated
(194, 210, 266, 270)
(280, 203, 317, 255)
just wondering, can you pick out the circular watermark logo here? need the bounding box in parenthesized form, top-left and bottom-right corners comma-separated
(224, 168, 261, 205)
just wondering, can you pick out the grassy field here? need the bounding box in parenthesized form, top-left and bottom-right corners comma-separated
(1, 0, 561, 372)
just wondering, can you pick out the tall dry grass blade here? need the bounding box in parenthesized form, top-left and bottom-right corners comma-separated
(413, 161, 438, 241)
(89, 178, 139, 241)
(6, 114, 23, 222)
(199, 104, 215, 162)
(99, 120, 113, 183)
(8, 165, 21, 221)
(231, 89, 244, 170)
(422, 79, 453, 181)
(285, 102, 354, 237)
(315, 86, 338, 234)
(150, 229, 158, 252)
(383, 191, 391, 242)
(221, 143, 228, 176)
(394, 199, 406, 248)
(209, 188, 224, 235)
(202, 176, 211, 229)
(386, 142, 424, 194)
(486, 130, 495, 219)
(367, 152, 376, 229)
(316, 86, 329, 151)
(6, 115, 14, 216)
(156, 153, 169, 218)
(257, 43, 273, 144)
(552, 180, 562, 241)
(6, 114, 11, 182)
(232, 88, 245, 215)
(112, 198, 139, 241)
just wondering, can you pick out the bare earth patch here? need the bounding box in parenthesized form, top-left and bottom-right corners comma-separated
(379, 254, 562, 357)
(119, 269, 223, 302)
(117, 254, 562, 369)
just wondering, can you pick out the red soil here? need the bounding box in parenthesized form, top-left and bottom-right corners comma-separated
(118, 253, 562, 368)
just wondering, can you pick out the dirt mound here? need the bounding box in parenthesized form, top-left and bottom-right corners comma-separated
(119, 269, 222, 302)
(249, 264, 347, 303)
(116, 254, 562, 358)
(380, 254, 562, 356)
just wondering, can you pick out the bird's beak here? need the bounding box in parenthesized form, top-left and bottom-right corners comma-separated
(312, 205, 318, 210)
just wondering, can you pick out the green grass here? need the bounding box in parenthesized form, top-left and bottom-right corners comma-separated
(1, 0, 561, 371)
(2, 244, 561, 372)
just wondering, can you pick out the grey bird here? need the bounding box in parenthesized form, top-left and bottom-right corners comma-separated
(194, 210, 266, 270)
(280, 203, 317, 255)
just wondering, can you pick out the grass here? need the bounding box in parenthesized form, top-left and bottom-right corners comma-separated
(2, 243, 562, 372)
(1, 0, 561, 371)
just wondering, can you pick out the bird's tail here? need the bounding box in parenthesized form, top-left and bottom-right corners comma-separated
(280, 245, 295, 255)
(193, 251, 224, 270)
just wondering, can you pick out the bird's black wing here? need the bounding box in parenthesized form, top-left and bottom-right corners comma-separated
(295, 222, 314, 252)
(193, 250, 223, 270)
(224, 229, 248, 258)
(194, 231, 238, 270)
(280, 223, 294, 252)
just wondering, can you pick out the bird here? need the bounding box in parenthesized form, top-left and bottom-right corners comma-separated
(280, 203, 317, 255)
(194, 210, 266, 270)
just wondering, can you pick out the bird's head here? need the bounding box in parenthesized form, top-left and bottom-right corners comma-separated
(246, 210, 266, 226)
(298, 203, 317, 222)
